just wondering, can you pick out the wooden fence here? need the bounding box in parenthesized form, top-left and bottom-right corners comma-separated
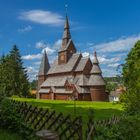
(11, 100, 124, 140)
(12, 100, 82, 140)
(86, 115, 124, 140)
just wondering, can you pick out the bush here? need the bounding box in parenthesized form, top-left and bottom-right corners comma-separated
(0, 98, 37, 140)
(120, 90, 140, 115)
(95, 115, 140, 140)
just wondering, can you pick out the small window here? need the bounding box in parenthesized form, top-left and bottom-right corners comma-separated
(60, 55, 65, 61)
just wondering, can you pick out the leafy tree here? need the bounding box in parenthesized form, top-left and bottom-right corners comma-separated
(105, 81, 118, 93)
(30, 80, 37, 90)
(122, 40, 140, 115)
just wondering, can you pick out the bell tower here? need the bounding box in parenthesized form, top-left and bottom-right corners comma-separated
(58, 14, 76, 64)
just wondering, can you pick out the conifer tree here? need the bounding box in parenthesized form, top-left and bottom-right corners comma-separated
(0, 45, 30, 97)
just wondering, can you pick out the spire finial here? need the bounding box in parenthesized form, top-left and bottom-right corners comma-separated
(94, 51, 97, 57)
(93, 51, 99, 64)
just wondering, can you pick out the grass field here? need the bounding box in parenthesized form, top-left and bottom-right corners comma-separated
(0, 129, 22, 140)
(13, 98, 123, 121)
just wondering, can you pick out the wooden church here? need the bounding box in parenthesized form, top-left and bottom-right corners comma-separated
(37, 15, 109, 101)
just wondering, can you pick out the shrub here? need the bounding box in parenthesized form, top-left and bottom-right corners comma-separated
(95, 115, 140, 140)
(0, 98, 37, 140)
(120, 90, 140, 115)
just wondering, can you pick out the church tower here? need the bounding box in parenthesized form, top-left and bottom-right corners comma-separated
(58, 15, 76, 64)
(88, 51, 109, 101)
(37, 51, 50, 97)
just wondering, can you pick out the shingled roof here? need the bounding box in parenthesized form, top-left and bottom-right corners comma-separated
(88, 75, 105, 86)
(38, 51, 50, 76)
(41, 75, 75, 87)
(61, 15, 71, 51)
(74, 74, 89, 86)
(88, 51, 105, 86)
(75, 57, 90, 72)
(47, 53, 82, 74)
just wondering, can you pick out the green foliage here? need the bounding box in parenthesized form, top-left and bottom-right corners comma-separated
(105, 81, 118, 93)
(0, 45, 30, 97)
(0, 129, 22, 140)
(122, 40, 140, 115)
(0, 98, 36, 140)
(30, 80, 37, 90)
(123, 41, 140, 89)
(120, 90, 140, 115)
(94, 116, 140, 140)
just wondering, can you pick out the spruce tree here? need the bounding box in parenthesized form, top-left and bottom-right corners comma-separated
(0, 45, 30, 97)
(9, 45, 30, 96)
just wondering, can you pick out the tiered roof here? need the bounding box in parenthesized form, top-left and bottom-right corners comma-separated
(38, 15, 106, 95)
(88, 51, 105, 86)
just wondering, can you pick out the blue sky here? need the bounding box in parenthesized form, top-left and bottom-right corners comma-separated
(0, 0, 140, 81)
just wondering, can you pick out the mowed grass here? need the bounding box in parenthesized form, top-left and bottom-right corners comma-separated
(0, 129, 22, 140)
(13, 98, 123, 122)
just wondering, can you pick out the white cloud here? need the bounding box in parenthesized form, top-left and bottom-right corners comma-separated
(108, 63, 120, 68)
(36, 41, 50, 49)
(33, 61, 41, 65)
(88, 53, 120, 64)
(82, 52, 90, 57)
(26, 66, 38, 81)
(94, 34, 140, 53)
(19, 10, 64, 26)
(53, 39, 62, 49)
(22, 53, 42, 60)
(36, 41, 56, 54)
(98, 56, 120, 64)
(18, 25, 32, 33)
(102, 68, 118, 77)
(42, 47, 55, 54)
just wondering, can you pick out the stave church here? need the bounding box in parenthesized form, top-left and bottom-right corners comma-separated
(37, 15, 109, 101)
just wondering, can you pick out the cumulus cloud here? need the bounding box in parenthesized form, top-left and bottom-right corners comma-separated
(102, 68, 118, 77)
(35, 41, 50, 49)
(42, 47, 55, 54)
(53, 39, 62, 49)
(19, 10, 64, 26)
(108, 63, 120, 68)
(22, 53, 42, 60)
(94, 34, 140, 53)
(26, 66, 38, 81)
(18, 25, 32, 33)
(33, 61, 41, 65)
(98, 56, 120, 64)
(82, 52, 90, 57)
(36, 41, 55, 54)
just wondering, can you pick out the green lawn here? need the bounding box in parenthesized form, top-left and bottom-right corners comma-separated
(0, 129, 22, 140)
(13, 98, 123, 121)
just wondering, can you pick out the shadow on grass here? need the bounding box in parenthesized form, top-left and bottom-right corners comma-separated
(24, 100, 123, 120)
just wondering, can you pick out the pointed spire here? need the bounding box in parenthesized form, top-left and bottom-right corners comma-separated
(91, 51, 102, 74)
(88, 51, 105, 86)
(93, 51, 99, 64)
(38, 51, 50, 76)
(61, 15, 71, 49)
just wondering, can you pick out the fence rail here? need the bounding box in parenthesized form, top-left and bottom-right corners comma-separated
(12, 100, 82, 140)
(11, 100, 124, 140)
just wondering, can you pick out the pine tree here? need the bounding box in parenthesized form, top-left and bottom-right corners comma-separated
(9, 45, 30, 96)
(0, 45, 30, 97)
